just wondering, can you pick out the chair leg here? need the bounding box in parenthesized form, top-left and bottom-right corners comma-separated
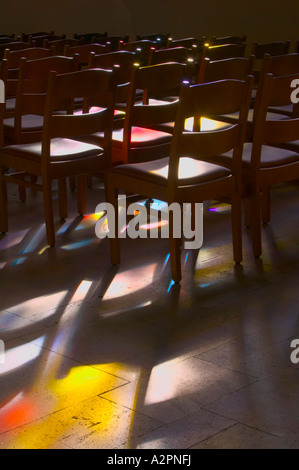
(106, 179, 120, 265)
(58, 178, 68, 220)
(169, 208, 182, 283)
(42, 178, 55, 247)
(69, 176, 76, 191)
(261, 185, 271, 224)
(231, 194, 242, 264)
(250, 192, 262, 258)
(18, 183, 26, 202)
(0, 166, 8, 234)
(77, 175, 86, 216)
(86, 174, 93, 188)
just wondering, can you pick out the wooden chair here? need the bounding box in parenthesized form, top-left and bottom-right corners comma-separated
(0, 41, 35, 60)
(0, 37, 17, 45)
(198, 55, 255, 83)
(80, 62, 192, 166)
(103, 36, 130, 52)
(206, 72, 299, 255)
(252, 40, 291, 59)
(0, 34, 16, 40)
(2, 48, 54, 118)
(202, 43, 246, 61)
(251, 40, 291, 86)
(43, 38, 83, 55)
(209, 35, 247, 46)
(166, 37, 204, 64)
(64, 43, 110, 68)
(255, 53, 299, 117)
(0, 68, 116, 246)
(136, 33, 170, 49)
(88, 50, 138, 115)
(195, 55, 255, 135)
(29, 34, 66, 47)
(198, 54, 294, 142)
(167, 36, 204, 49)
(3, 55, 78, 145)
(118, 40, 157, 66)
(106, 77, 253, 283)
(73, 32, 108, 44)
(147, 46, 195, 66)
(21, 31, 55, 42)
(249, 72, 299, 227)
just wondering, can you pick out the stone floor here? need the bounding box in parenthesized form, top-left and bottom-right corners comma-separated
(0, 175, 299, 449)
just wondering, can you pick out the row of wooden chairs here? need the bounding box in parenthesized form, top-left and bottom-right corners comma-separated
(0, 44, 299, 281)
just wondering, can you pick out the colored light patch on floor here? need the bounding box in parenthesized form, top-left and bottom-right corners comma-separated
(18, 225, 45, 254)
(11, 257, 26, 266)
(56, 218, 77, 235)
(70, 280, 93, 302)
(6, 291, 69, 317)
(60, 238, 95, 250)
(0, 393, 39, 431)
(144, 361, 181, 406)
(103, 264, 157, 300)
(38, 245, 50, 255)
(0, 229, 29, 251)
(0, 336, 45, 375)
(6, 363, 129, 449)
(208, 202, 230, 212)
(75, 212, 105, 231)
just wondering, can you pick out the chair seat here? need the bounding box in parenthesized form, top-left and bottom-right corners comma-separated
(4, 114, 44, 130)
(112, 156, 231, 186)
(214, 143, 299, 169)
(89, 126, 172, 147)
(268, 104, 293, 116)
(274, 139, 299, 152)
(1, 138, 104, 162)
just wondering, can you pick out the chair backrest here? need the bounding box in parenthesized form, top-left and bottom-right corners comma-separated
(88, 50, 138, 103)
(103, 36, 130, 52)
(210, 35, 247, 46)
(73, 32, 108, 44)
(64, 43, 110, 67)
(88, 50, 137, 71)
(166, 37, 204, 62)
(253, 53, 299, 119)
(136, 33, 170, 49)
(251, 72, 299, 171)
(2, 47, 54, 81)
(198, 55, 255, 83)
(0, 37, 17, 45)
(30, 34, 66, 47)
(148, 46, 195, 66)
(21, 31, 55, 42)
(42, 68, 116, 168)
(203, 43, 246, 61)
(167, 77, 254, 193)
(12, 56, 78, 142)
(259, 53, 299, 78)
(0, 41, 35, 60)
(122, 62, 193, 162)
(118, 40, 156, 65)
(251, 41, 291, 59)
(167, 37, 204, 48)
(43, 38, 82, 54)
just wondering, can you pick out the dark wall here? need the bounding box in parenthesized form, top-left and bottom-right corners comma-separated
(1, 0, 298, 52)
